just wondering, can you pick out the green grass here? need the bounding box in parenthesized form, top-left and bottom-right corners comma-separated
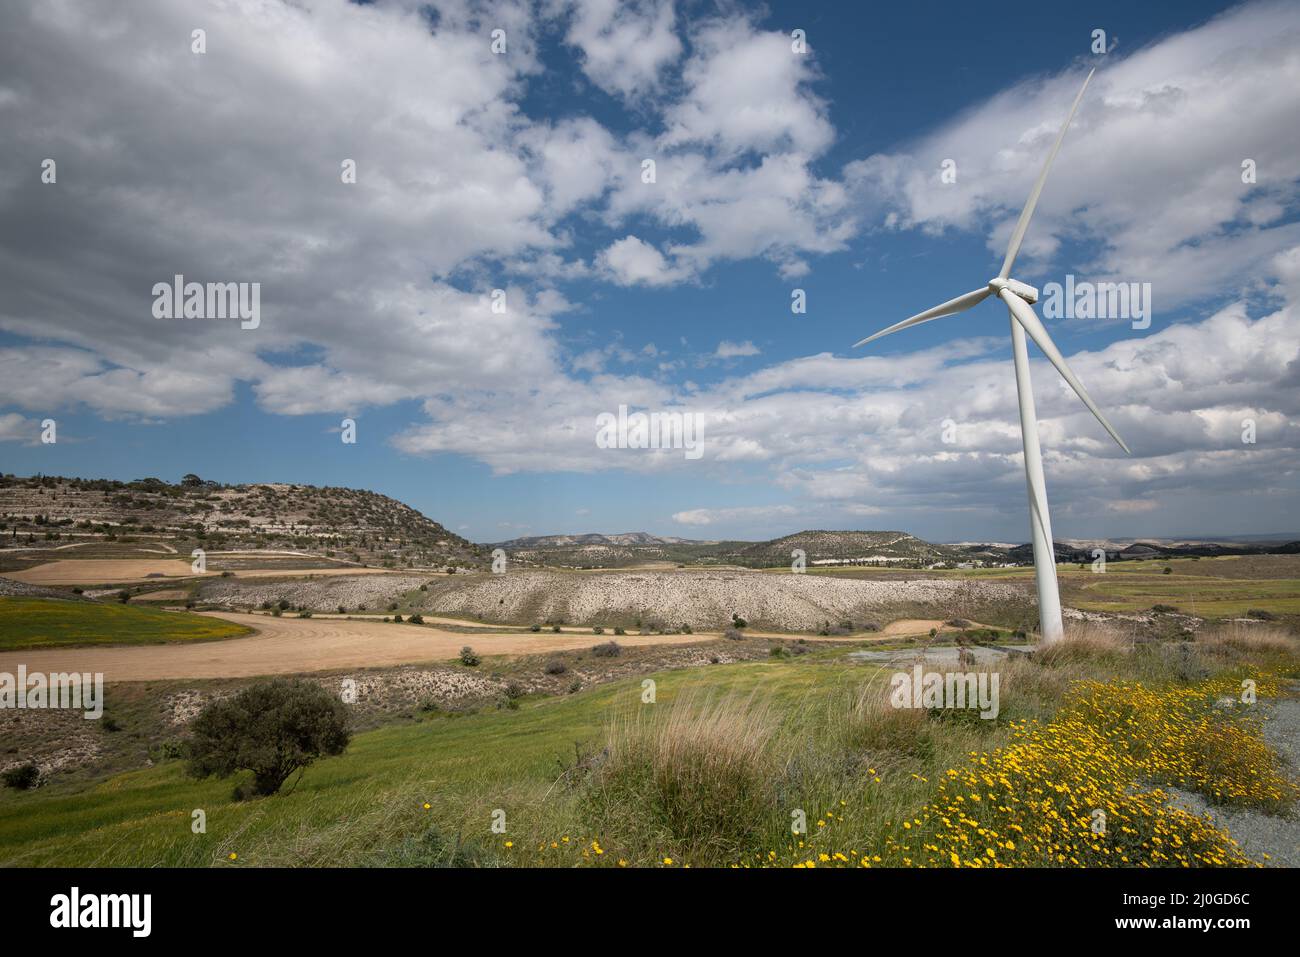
(0, 654, 872, 866)
(0, 598, 252, 650)
(805, 555, 1300, 621)
(0, 624, 1295, 868)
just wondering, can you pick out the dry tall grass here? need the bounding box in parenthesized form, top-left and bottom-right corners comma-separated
(579, 690, 780, 861)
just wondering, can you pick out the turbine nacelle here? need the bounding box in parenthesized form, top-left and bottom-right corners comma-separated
(987, 277, 1038, 304)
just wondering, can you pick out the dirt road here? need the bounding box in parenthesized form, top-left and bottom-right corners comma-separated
(0, 611, 713, 681)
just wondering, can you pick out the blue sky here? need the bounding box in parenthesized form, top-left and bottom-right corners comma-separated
(1, 0, 1298, 544)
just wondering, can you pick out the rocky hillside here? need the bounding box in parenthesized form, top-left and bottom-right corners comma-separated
(732, 530, 961, 568)
(0, 473, 484, 569)
(494, 528, 974, 569)
(495, 532, 745, 569)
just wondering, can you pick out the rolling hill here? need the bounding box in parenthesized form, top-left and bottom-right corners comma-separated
(0, 474, 484, 570)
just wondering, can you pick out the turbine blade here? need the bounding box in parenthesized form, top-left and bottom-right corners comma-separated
(998, 68, 1095, 280)
(999, 288, 1131, 454)
(853, 287, 990, 348)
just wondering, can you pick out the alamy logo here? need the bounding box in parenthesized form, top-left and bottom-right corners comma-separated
(595, 404, 704, 460)
(152, 274, 260, 329)
(889, 665, 999, 719)
(0, 666, 103, 719)
(1040, 274, 1152, 330)
(50, 887, 151, 937)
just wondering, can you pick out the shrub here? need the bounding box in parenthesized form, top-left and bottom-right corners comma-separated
(1152, 604, 1179, 614)
(593, 626, 604, 635)
(530, 624, 541, 632)
(946, 618, 971, 629)
(278, 599, 290, 611)
(1245, 608, 1277, 621)
(579, 693, 778, 863)
(186, 679, 351, 797)
(681, 623, 692, 634)
(504, 681, 525, 700)
(613, 626, 626, 636)
(408, 613, 424, 625)
(1162, 567, 1173, 575)
(459, 646, 480, 667)
(568, 678, 582, 694)
(392, 613, 403, 623)
(592, 641, 622, 658)
(545, 659, 568, 675)
(551, 624, 561, 633)
(297, 610, 312, 619)
(116, 590, 130, 603)
(730, 613, 747, 629)
(768, 645, 789, 658)
(337, 605, 347, 615)
(1, 763, 40, 790)
(723, 627, 743, 641)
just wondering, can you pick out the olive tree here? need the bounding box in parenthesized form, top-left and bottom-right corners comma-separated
(187, 679, 351, 797)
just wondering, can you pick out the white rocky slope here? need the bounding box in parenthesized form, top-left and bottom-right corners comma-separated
(420, 569, 1024, 630)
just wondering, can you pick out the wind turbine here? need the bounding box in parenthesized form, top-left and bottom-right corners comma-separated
(853, 68, 1129, 645)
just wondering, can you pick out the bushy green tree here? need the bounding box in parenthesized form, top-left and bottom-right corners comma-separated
(187, 679, 350, 797)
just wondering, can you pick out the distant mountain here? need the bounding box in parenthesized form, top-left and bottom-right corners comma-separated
(494, 532, 710, 548)
(498, 528, 971, 569)
(1009, 537, 1300, 563)
(733, 530, 959, 566)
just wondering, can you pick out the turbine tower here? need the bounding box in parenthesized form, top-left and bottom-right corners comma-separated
(853, 68, 1130, 644)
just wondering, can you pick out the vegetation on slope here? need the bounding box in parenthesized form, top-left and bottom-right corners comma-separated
(0, 597, 251, 650)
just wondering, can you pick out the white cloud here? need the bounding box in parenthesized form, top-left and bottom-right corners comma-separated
(844, 1, 1300, 309)
(560, 0, 682, 100)
(662, 18, 832, 157)
(596, 235, 686, 286)
(0, 412, 32, 442)
(715, 340, 760, 358)
(672, 504, 799, 526)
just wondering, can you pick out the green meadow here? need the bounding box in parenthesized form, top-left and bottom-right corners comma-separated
(0, 598, 251, 650)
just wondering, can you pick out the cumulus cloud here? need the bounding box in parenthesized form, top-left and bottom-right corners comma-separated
(844, 0, 1300, 310)
(0, 412, 32, 442)
(559, 0, 682, 100)
(596, 235, 686, 286)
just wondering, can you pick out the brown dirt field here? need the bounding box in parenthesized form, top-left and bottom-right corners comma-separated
(8, 560, 401, 586)
(0, 611, 715, 681)
(8, 559, 209, 584)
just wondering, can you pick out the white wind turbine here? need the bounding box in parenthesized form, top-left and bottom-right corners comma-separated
(853, 68, 1129, 644)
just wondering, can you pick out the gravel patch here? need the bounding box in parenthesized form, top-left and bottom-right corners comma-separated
(1164, 686, 1300, 867)
(0, 575, 90, 600)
